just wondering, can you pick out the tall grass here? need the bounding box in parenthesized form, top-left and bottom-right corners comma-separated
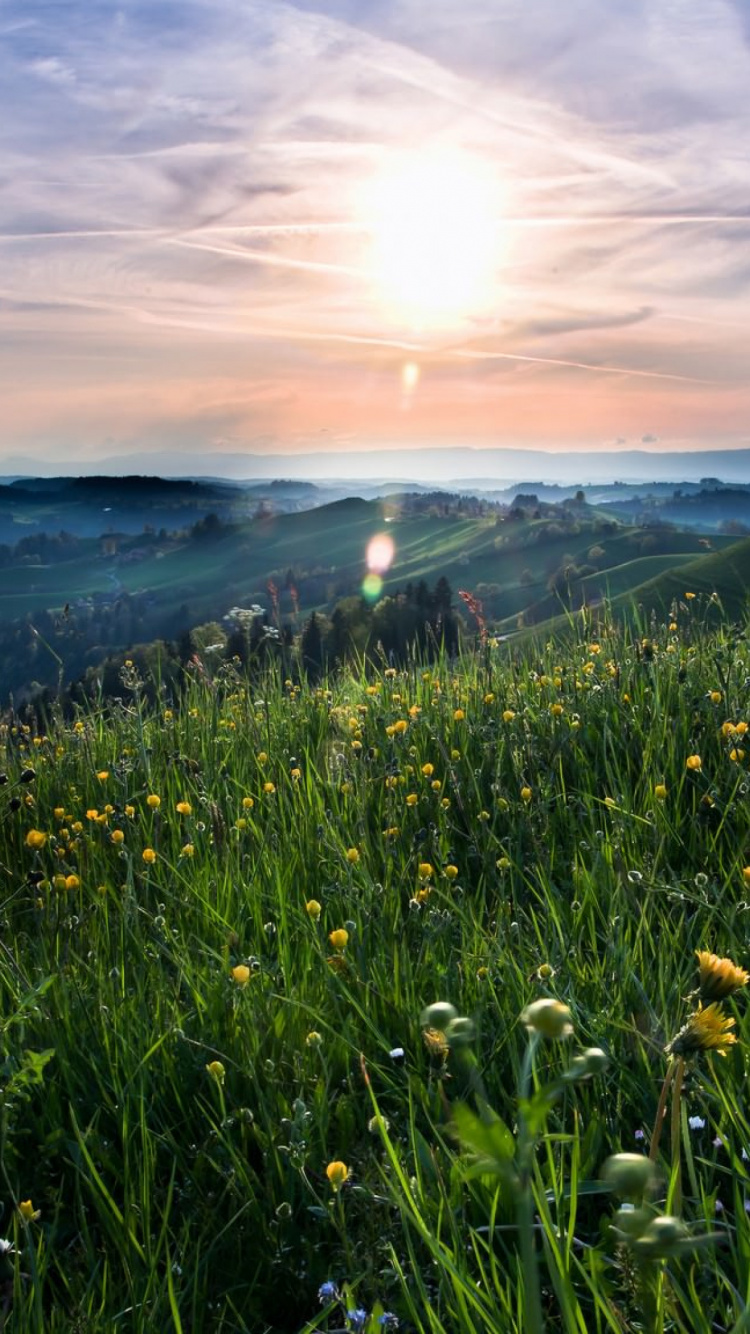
(2, 597, 750, 1331)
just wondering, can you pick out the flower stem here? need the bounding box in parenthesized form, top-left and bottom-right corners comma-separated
(649, 1061, 675, 1162)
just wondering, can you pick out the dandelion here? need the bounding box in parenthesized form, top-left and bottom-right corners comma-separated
(686, 755, 702, 771)
(695, 950, 749, 1001)
(326, 1160, 349, 1191)
(206, 1060, 226, 1084)
(328, 928, 349, 951)
(418, 862, 433, 880)
(666, 1003, 737, 1058)
(25, 829, 47, 850)
(231, 964, 251, 987)
(142, 847, 156, 865)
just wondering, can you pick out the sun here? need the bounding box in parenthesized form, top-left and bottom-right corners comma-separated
(359, 146, 505, 330)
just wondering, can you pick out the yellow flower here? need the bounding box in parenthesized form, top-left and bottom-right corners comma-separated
(393, 718, 408, 733)
(142, 847, 157, 865)
(695, 951, 749, 1002)
(206, 1060, 226, 1084)
(422, 1027, 449, 1057)
(453, 708, 465, 721)
(666, 1003, 737, 1058)
(496, 856, 511, 870)
(418, 863, 434, 881)
(744, 866, 750, 888)
(111, 829, 125, 845)
(405, 793, 418, 807)
(25, 829, 47, 850)
(685, 591, 696, 599)
(431, 779, 442, 791)
(328, 928, 349, 951)
(709, 691, 722, 704)
(445, 865, 458, 879)
(146, 794, 161, 809)
(231, 964, 251, 987)
(502, 709, 515, 723)
(65, 874, 80, 891)
(654, 783, 668, 801)
(257, 751, 268, 764)
(124, 804, 135, 819)
(550, 703, 564, 717)
(54, 807, 65, 820)
(421, 763, 434, 777)
(520, 786, 532, 804)
(242, 796, 255, 809)
(306, 899, 322, 920)
(181, 843, 195, 858)
(18, 1199, 40, 1223)
(686, 755, 702, 771)
(176, 801, 192, 816)
(96, 770, 109, 781)
(263, 782, 276, 795)
(345, 847, 360, 864)
(326, 1160, 349, 1191)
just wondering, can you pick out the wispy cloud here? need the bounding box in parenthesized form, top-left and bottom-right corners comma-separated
(1, 0, 749, 461)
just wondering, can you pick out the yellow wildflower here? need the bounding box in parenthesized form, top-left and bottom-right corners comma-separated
(231, 964, 251, 987)
(695, 951, 749, 1002)
(326, 1161, 349, 1191)
(328, 928, 349, 951)
(306, 899, 322, 920)
(345, 847, 360, 864)
(146, 794, 161, 809)
(142, 847, 156, 865)
(25, 829, 47, 850)
(175, 801, 192, 816)
(18, 1199, 40, 1223)
(666, 1003, 737, 1058)
(686, 755, 702, 772)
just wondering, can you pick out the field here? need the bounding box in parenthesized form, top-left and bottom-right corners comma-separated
(3, 593, 750, 1332)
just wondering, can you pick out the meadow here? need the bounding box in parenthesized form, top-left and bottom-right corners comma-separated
(3, 593, 750, 1332)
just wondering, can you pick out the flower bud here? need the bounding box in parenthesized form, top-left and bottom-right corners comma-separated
(420, 1001, 458, 1031)
(520, 998, 573, 1039)
(602, 1153, 656, 1197)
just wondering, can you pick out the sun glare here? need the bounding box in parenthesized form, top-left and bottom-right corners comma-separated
(360, 148, 505, 329)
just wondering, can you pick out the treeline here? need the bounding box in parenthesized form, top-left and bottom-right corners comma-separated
(13, 577, 461, 719)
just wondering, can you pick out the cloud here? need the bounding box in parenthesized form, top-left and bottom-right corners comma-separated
(1, 0, 749, 460)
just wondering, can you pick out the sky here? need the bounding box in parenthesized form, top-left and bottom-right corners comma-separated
(2, 0, 750, 473)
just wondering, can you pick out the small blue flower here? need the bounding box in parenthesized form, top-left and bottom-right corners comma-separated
(378, 1315, 399, 1329)
(347, 1310, 367, 1332)
(688, 1115, 706, 1131)
(318, 1281, 338, 1304)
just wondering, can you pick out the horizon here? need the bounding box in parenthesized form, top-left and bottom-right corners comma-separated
(2, 1, 750, 468)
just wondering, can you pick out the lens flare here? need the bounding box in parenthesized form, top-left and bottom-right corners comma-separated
(362, 573, 383, 601)
(367, 533, 395, 574)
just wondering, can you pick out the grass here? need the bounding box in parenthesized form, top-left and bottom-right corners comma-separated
(2, 593, 750, 1331)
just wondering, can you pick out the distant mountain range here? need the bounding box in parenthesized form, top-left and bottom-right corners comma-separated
(2, 446, 750, 486)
